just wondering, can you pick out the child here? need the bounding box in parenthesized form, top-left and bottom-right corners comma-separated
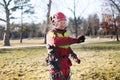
(46, 12, 85, 80)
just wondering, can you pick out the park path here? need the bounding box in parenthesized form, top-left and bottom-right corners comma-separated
(0, 44, 46, 49)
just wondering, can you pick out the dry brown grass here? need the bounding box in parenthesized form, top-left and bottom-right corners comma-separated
(0, 40, 120, 80)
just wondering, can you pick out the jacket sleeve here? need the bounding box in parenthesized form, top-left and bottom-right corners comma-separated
(47, 31, 78, 46)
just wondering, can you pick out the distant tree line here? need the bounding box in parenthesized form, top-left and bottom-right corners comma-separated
(0, 22, 43, 40)
(0, 12, 120, 40)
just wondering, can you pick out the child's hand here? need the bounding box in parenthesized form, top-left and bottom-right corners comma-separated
(77, 35, 85, 43)
(74, 58, 81, 64)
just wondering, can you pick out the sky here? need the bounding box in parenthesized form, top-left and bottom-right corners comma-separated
(32, 0, 102, 22)
(0, 0, 102, 25)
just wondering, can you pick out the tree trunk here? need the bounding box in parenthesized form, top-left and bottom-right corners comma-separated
(114, 22, 119, 41)
(3, 5, 10, 46)
(73, 0, 78, 37)
(3, 30, 10, 46)
(20, 32, 23, 43)
(44, 0, 52, 44)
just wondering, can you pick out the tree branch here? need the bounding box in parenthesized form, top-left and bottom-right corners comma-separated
(68, 8, 74, 14)
(0, 18, 6, 22)
(7, 0, 12, 6)
(110, 0, 120, 13)
(0, 2, 4, 7)
(3, 0, 7, 7)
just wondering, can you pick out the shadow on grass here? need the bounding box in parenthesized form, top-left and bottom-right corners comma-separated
(0, 49, 13, 54)
(0, 47, 46, 54)
(99, 41, 120, 44)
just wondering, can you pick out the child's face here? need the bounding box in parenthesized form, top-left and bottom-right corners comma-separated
(56, 20, 66, 30)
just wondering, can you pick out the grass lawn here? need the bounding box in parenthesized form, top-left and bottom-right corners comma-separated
(71, 41, 120, 80)
(0, 40, 120, 80)
(0, 38, 44, 46)
(0, 47, 48, 80)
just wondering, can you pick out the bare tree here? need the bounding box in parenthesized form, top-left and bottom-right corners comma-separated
(12, 0, 34, 43)
(109, 0, 120, 41)
(63, 0, 92, 37)
(66, 0, 78, 37)
(111, 4, 119, 41)
(0, 0, 12, 46)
